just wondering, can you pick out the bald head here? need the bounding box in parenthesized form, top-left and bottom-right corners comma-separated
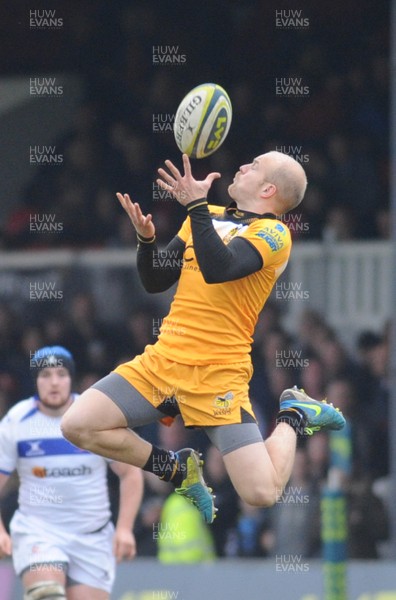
(263, 151, 308, 213)
(228, 150, 308, 215)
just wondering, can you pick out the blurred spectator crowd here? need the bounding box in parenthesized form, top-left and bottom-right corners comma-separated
(0, 0, 389, 248)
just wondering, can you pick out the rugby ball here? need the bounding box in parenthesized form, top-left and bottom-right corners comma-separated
(174, 83, 232, 159)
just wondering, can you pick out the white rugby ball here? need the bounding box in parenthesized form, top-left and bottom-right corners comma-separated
(173, 83, 232, 159)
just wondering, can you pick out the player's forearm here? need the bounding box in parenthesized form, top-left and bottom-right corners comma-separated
(188, 201, 262, 282)
(137, 236, 184, 292)
(116, 467, 144, 531)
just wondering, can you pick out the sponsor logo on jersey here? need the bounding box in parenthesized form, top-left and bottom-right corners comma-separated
(183, 244, 195, 262)
(255, 226, 285, 251)
(25, 441, 45, 457)
(18, 437, 91, 458)
(32, 464, 92, 478)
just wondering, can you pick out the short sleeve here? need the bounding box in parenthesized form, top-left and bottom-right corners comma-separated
(241, 219, 292, 267)
(0, 415, 17, 474)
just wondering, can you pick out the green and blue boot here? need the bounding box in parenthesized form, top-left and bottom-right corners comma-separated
(175, 448, 217, 524)
(279, 385, 346, 435)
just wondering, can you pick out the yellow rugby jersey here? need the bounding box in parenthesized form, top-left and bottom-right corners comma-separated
(154, 205, 291, 365)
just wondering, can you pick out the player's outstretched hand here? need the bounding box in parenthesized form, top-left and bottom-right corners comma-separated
(0, 531, 12, 558)
(113, 527, 137, 563)
(116, 193, 156, 239)
(157, 153, 221, 206)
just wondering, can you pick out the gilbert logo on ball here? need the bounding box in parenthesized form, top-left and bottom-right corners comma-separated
(174, 83, 232, 159)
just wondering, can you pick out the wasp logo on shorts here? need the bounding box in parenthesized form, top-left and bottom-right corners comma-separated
(213, 391, 234, 416)
(214, 391, 234, 408)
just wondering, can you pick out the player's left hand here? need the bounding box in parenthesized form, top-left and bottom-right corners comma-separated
(157, 153, 221, 206)
(113, 528, 137, 562)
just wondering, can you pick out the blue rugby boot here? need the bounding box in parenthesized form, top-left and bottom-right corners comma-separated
(175, 448, 217, 524)
(279, 386, 346, 435)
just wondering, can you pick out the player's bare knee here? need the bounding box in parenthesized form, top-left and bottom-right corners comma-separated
(240, 485, 278, 508)
(24, 580, 66, 600)
(60, 409, 92, 449)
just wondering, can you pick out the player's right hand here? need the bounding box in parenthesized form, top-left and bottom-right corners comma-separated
(0, 531, 12, 558)
(116, 193, 156, 239)
(157, 154, 221, 207)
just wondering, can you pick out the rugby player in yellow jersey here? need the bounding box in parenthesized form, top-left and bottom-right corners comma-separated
(62, 151, 345, 524)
